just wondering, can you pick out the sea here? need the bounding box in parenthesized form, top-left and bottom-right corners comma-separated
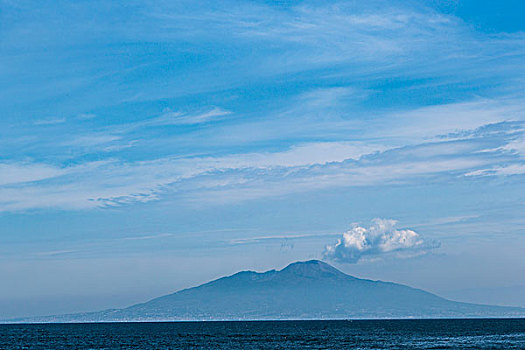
(0, 319, 524, 349)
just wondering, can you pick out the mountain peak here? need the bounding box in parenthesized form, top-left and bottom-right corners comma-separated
(280, 260, 346, 278)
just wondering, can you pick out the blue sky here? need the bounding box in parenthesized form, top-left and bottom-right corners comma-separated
(1, 0, 525, 317)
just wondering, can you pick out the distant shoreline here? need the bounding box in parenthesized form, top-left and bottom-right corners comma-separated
(3, 317, 525, 326)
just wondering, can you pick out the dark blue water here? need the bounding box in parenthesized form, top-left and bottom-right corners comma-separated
(1, 319, 524, 349)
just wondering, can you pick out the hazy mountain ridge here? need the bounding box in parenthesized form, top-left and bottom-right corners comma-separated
(5, 260, 525, 323)
(443, 285, 525, 308)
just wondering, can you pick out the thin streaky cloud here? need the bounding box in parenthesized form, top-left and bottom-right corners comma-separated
(122, 233, 174, 241)
(229, 233, 338, 245)
(34, 250, 78, 257)
(33, 118, 66, 126)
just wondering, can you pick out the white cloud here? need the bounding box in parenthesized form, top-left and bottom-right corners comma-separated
(323, 219, 439, 264)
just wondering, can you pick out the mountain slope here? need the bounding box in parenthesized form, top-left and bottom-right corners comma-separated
(9, 260, 525, 322)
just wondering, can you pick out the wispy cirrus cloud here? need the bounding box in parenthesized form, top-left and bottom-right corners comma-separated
(63, 134, 122, 148)
(34, 250, 78, 257)
(33, 117, 66, 126)
(0, 163, 65, 186)
(112, 107, 232, 132)
(1, 1, 524, 214)
(151, 107, 231, 126)
(0, 123, 520, 211)
(0, 140, 380, 211)
(1, 96, 524, 212)
(465, 164, 525, 177)
(121, 233, 174, 241)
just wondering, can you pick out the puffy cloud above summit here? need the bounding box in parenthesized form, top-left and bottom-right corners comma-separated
(323, 219, 439, 264)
